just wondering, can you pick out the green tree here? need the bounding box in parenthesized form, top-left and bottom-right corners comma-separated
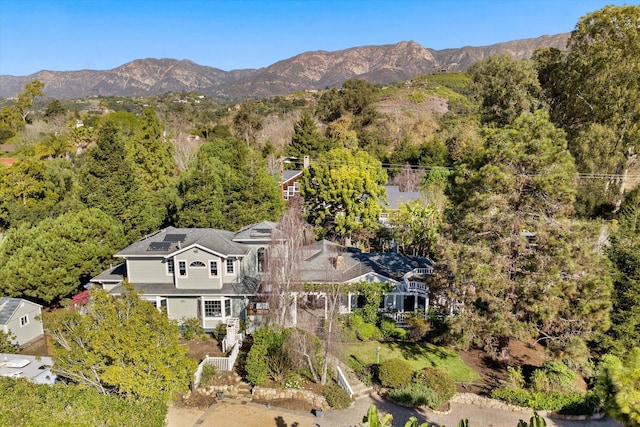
(0, 331, 16, 353)
(316, 79, 380, 130)
(0, 157, 75, 229)
(287, 110, 331, 158)
(390, 201, 442, 257)
(299, 147, 387, 243)
(468, 55, 545, 126)
(233, 101, 263, 146)
(439, 111, 611, 356)
(603, 188, 640, 354)
(14, 79, 45, 124)
(175, 137, 283, 230)
(596, 348, 640, 426)
(43, 99, 66, 122)
(128, 108, 176, 191)
(78, 119, 162, 239)
(537, 6, 640, 213)
(0, 209, 126, 304)
(46, 284, 196, 401)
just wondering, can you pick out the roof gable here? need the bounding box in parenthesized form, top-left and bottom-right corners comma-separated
(116, 227, 250, 258)
(0, 298, 41, 325)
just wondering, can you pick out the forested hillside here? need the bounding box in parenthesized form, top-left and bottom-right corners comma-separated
(0, 5, 639, 424)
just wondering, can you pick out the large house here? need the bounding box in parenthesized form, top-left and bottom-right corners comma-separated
(90, 222, 434, 331)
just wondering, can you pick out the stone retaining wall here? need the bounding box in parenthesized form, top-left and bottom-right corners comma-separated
(253, 386, 326, 409)
(199, 383, 241, 398)
(451, 393, 532, 413)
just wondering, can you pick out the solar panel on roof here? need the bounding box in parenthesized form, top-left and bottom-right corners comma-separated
(148, 242, 172, 251)
(164, 234, 187, 242)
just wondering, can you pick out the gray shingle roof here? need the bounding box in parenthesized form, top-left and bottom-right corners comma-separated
(110, 277, 259, 297)
(384, 185, 423, 210)
(116, 227, 250, 258)
(296, 240, 433, 284)
(0, 298, 41, 325)
(233, 221, 278, 243)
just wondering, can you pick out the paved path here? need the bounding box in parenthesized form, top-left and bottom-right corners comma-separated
(319, 394, 622, 427)
(168, 394, 623, 427)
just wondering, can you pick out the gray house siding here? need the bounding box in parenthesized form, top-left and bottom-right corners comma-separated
(166, 297, 199, 321)
(174, 247, 225, 290)
(127, 258, 172, 284)
(1, 300, 43, 347)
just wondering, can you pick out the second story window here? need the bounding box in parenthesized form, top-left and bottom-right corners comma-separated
(178, 261, 187, 277)
(209, 261, 218, 277)
(166, 259, 174, 275)
(20, 315, 28, 327)
(226, 259, 234, 274)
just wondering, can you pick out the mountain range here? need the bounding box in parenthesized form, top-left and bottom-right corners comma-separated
(0, 34, 568, 101)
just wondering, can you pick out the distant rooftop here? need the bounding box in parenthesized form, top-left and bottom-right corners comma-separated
(0, 353, 56, 384)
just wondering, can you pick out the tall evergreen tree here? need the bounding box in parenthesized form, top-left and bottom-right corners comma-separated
(175, 137, 283, 230)
(78, 119, 161, 239)
(468, 55, 546, 126)
(438, 111, 611, 357)
(128, 108, 176, 191)
(287, 111, 330, 158)
(603, 188, 640, 354)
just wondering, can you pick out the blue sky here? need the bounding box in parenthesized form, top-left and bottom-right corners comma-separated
(0, 0, 636, 76)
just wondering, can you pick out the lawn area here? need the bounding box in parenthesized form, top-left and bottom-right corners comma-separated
(342, 341, 480, 382)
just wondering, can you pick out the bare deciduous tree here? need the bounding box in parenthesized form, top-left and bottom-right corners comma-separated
(262, 200, 313, 327)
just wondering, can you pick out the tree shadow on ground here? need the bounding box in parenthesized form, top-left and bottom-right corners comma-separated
(274, 417, 299, 427)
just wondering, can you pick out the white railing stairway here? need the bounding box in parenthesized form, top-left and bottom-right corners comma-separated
(336, 365, 354, 399)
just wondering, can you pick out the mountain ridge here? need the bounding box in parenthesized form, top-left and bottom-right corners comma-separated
(0, 34, 568, 100)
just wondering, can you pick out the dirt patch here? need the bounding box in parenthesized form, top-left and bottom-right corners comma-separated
(457, 339, 547, 395)
(174, 391, 217, 409)
(18, 334, 52, 357)
(181, 336, 223, 361)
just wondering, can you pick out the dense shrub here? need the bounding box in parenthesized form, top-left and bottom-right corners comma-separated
(406, 314, 430, 340)
(415, 367, 456, 402)
(491, 387, 596, 413)
(379, 358, 413, 389)
(388, 382, 441, 408)
(356, 322, 382, 341)
(245, 326, 286, 386)
(0, 377, 166, 426)
(212, 323, 227, 342)
(322, 383, 352, 409)
(534, 360, 576, 393)
(380, 316, 408, 340)
(199, 363, 217, 385)
(180, 316, 203, 340)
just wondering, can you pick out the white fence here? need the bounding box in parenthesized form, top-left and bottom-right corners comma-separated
(336, 365, 354, 398)
(193, 341, 240, 387)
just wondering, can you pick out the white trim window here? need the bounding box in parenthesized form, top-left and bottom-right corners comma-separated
(20, 314, 28, 327)
(166, 259, 174, 276)
(226, 259, 234, 275)
(177, 260, 187, 277)
(204, 300, 222, 318)
(190, 260, 206, 268)
(209, 260, 218, 277)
